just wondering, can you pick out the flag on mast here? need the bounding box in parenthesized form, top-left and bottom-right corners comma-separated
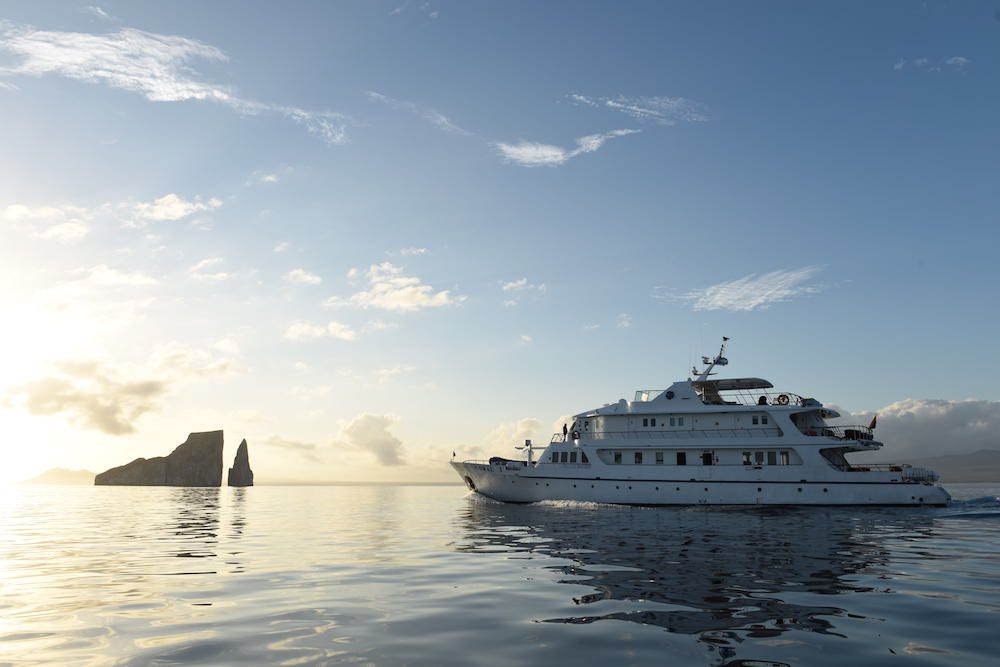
(868, 415, 877, 430)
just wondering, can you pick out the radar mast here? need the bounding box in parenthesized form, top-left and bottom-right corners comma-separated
(693, 336, 730, 381)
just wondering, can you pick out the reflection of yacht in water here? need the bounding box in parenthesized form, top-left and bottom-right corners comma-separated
(454, 500, 937, 663)
(452, 338, 950, 505)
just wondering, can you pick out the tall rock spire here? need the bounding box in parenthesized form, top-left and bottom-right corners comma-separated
(227, 439, 254, 487)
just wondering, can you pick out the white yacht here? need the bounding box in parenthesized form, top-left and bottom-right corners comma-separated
(451, 338, 950, 506)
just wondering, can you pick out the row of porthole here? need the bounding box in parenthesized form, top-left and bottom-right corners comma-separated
(520, 480, 831, 493)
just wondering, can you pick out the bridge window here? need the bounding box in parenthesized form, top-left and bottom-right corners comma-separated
(560, 452, 568, 463)
(742, 451, 752, 465)
(550, 452, 558, 462)
(752, 416, 759, 425)
(755, 451, 765, 465)
(581, 452, 589, 464)
(569, 451, 578, 463)
(762, 416, 769, 425)
(767, 451, 777, 466)
(780, 451, 790, 465)
(634, 452, 642, 465)
(677, 452, 687, 465)
(613, 451, 622, 464)
(701, 452, 713, 466)
(669, 417, 676, 426)
(642, 418, 648, 427)
(655, 451, 664, 464)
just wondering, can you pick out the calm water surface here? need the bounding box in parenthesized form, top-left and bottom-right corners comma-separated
(1, 484, 998, 666)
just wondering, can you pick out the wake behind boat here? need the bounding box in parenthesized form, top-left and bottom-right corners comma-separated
(451, 338, 950, 506)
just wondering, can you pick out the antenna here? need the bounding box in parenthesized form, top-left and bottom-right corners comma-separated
(694, 336, 731, 381)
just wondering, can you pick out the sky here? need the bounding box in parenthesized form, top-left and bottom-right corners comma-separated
(1, 1, 998, 483)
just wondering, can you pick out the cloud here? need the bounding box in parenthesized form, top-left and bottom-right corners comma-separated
(667, 266, 824, 312)
(519, 334, 533, 344)
(398, 247, 428, 256)
(571, 93, 709, 125)
(284, 320, 357, 341)
(616, 313, 632, 328)
(259, 173, 279, 184)
(367, 91, 468, 135)
(375, 364, 415, 384)
(273, 241, 290, 253)
(326, 261, 463, 312)
(284, 268, 322, 285)
(264, 435, 319, 462)
(82, 6, 113, 21)
(481, 417, 545, 451)
(495, 129, 638, 167)
(4, 343, 236, 434)
(188, 257, 231, 282)
(501, 277, 546, 306)
(836, 399, 1000, 458)
(336, 414, 405, 466)
(0, 25, 348, 144)
(2, 203, 95, 243)
(893, 56, 970, 72)
(131, 193, 221, 225)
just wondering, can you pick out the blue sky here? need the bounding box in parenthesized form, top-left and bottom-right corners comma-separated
(1, 1, 998, 482)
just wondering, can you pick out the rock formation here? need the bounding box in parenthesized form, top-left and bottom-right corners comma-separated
(95, 430, 224, 486)
(227, 439, 254, 487)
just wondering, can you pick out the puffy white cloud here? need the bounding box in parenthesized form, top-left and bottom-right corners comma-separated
(132, 193, 221, 225)
(0, 25, 348, 143)
(836, 399, 1000, 458)
(327, 261, 463, 312)
(283, 320, 357, 341)
(336, 414, 405, 466)
(284, 268, 322, 285)
(668, 266, 824, 312)
(3, 343, 237, 434)
(495, 129, 639, 167)
(1, 203, 95, 243)
(571, 93, 709, 125)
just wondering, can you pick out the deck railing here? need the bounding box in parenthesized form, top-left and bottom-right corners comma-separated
(800, 425, 875, 440)
(714, 389, 809, 407)
(551, 428, 782, 443)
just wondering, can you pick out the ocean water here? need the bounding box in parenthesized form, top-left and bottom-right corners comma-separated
(1, 484, 998, 666)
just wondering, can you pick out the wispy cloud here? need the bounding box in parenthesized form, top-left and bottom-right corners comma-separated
(264, 435, 320, 462)
(273, 241, 290, 253)
(326, 261, 463, 312)
(82, 6, 114, 21)
(501, 277, 546, 306)
(894, 56, 970, 72)
(284, 320, 358, 342)
(0, 25, 348, 144)
(571, 94, 708, 125)
(398, 247, 428, 256)
(188, 257, 231, 282)
(495, 129, 639, 167)
(616, 313, 632, 328)
(667, 266, 824, 312)
(368, 91, 468, 135)
(284, 268, 322, 285)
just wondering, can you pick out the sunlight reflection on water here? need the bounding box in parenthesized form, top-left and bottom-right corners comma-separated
(0, 484, 998, 665)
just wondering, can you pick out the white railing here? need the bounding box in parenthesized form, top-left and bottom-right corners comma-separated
(551, 428, 782, 443)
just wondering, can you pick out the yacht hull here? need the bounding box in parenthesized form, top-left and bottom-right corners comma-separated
(451, 461, 951, 506)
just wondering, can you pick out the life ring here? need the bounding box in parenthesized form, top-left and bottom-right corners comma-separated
(777, 394, 789, 406)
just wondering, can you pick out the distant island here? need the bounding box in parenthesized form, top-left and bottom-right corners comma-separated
(22, 468, 95, 485)
(93, 430, 253, 487)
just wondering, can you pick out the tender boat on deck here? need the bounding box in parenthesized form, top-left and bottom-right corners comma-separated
(451, 338, 950, 506)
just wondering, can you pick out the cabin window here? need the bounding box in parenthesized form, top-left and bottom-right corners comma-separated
(669, 417, 676, 426)
(550, 451, 558, 462)
(655, 451, 664, 464)
(742, 451, 752, 465)
(581, 452, 589, 464)
(762, 416, 769, 425)
(767, 451, 777, 466)
(650, 417, 656, 427)
(584, 420, 590, 430)
(634, 452, 643, 465)
(701, 452, 713, 466)
(752, 416, 759, 425)
(642, 418, 648, 427)
(613, 451, 622, 464)
(677, 452, 687, 466)
(755, 451, 765, 465)
(569, 451, 578, 463)
(780, 451, 790, 465)
(560, 452, 568, 463)
(678, 417, 685, 426)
